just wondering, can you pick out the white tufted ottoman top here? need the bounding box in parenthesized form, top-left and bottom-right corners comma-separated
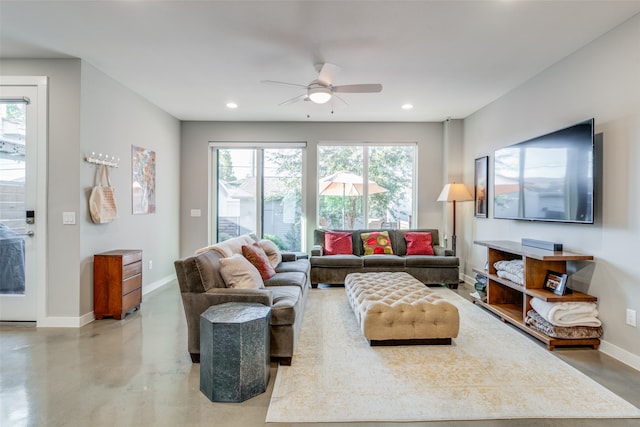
(344, 272, 460, 342)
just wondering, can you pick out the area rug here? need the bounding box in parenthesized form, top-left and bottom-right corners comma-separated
(266, 287, 640, 423)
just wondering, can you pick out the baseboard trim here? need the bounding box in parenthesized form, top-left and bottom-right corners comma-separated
(37, 274, 176, 328)
(38, 314, 90, 328)
(462, 273, 475, 285)
(143, 274, 176, 296)
(599, 340, 640, 372)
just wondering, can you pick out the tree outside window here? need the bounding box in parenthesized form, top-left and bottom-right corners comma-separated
(318, 145, 415, 230)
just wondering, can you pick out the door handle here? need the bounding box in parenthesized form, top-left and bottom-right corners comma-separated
(18, 231, 35, 237)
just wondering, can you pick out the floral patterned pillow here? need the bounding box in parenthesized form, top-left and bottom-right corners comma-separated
(361, 231, 394, 255)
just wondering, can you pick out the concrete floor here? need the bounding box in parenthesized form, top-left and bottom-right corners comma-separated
(1, 281, 639, 427)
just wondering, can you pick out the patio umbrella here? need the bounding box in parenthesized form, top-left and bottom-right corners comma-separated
(319, 171, 387, 228)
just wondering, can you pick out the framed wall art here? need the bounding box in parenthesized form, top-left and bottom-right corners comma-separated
(132, 145, 156, 214)
(474, 156, 488, 218)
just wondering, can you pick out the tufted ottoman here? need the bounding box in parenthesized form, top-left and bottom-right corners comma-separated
(344, 272, 460, 345)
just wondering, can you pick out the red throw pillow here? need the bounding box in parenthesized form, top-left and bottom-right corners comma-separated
(324, 231, 353, 255)
(241, 243, 276, 280)
(404, 232, 434, 255)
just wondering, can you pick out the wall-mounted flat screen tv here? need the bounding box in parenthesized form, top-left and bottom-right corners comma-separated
(493, 118, 595, 224)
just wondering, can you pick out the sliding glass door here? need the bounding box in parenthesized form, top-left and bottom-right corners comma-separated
(212, 144, 304, 251)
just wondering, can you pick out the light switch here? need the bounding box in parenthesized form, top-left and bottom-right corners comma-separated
(190, 209, 201, 217)
(63, 211, 76, 225)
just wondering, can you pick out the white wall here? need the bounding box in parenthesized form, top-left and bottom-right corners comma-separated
(463, 14, 640, 364)
(179, 121, 444, 257)
(1, 59, 83, 321)
(78, 62, 181, 317)
(1, 59, 180, 324)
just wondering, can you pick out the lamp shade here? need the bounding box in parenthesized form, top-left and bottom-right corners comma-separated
(437, 183, 473, 202)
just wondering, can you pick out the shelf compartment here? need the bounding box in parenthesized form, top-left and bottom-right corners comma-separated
(473, 298, 600, 350)
(473, 268, 524, 293)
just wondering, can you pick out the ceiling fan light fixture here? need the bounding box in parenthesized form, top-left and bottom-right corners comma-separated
(308, 87, 332, 104)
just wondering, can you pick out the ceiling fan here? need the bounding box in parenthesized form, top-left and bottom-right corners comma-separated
(262, 63, 382, 106)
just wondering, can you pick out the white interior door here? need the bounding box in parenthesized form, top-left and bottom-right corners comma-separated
(0, 84, 41, 321)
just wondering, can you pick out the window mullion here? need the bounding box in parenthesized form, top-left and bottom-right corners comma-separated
(256, 149, 264, 237)
(363, 146, 369, 227)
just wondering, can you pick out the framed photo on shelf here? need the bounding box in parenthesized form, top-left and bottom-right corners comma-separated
(474, 156, 488, 218)
(543, 270, 569, 295)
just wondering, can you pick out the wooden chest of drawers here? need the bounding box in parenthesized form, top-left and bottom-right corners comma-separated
(94, 249, 142, 320)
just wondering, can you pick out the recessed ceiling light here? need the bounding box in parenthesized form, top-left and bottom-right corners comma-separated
(226, 102, 238, 109)
(401, 103, 413, 110)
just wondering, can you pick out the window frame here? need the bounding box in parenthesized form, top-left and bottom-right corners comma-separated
(317, 141, 417, 230)
(209, 141, 307, 249)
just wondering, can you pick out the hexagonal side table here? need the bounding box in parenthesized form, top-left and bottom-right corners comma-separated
(200, 302, 271, 402)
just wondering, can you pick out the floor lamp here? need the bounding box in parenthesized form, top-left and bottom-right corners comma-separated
(437, 183, 473, 256)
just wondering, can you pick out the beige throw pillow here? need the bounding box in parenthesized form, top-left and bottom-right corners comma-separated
(219, 254, 264, 289)
(195, 234, 255, 257)
(258, 239, 282, 268)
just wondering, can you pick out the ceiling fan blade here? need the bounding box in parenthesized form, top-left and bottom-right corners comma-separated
(317, 63, 340, 86)
(278, 93, 307, 106)
(332, 94, 348, 107)
(333, 84, 383, 93)
(261, 80, 308, 89)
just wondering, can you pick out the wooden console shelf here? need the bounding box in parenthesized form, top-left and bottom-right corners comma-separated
(473, 240, 599, 350)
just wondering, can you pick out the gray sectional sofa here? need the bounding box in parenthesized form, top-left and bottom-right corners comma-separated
(310, 228, 460, 288)
(174, 235, 310, 366)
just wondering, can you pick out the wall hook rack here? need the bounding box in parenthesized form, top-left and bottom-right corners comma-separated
(85, 152, 120, 168)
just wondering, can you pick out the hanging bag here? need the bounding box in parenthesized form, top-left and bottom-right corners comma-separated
(89, 165, 119, 224)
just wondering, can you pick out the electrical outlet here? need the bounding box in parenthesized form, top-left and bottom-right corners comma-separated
(148, 260, 153, 270)
(626, 309, 637, 327)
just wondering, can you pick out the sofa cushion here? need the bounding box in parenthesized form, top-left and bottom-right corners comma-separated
(275, 259, 310, 275)
(404, 232, 435, 256)
(219, 254, 265, 289)
(310, 254, 363, 268)
(264, 271, 307, 290)
(324, 231, 353, 255)
(242, 243, 276, 280)
(258, 239, 282, 268)
(361, 231, 394, 255)
(269, 285, 302, 326)
(362, 254, 405, 267)
(405, 255, 459, 267)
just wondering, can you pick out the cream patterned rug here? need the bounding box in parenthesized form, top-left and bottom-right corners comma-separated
(266, 287, 640, 423)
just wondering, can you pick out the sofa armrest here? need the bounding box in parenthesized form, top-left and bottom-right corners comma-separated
(280, 251, 309, 262)
(433, 245, 454, 257)
(311, 245, 324, 256)
(281, 252, 296, 262)
(202, 287, 273, 306)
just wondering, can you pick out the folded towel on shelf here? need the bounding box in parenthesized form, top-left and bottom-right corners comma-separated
(494, 259, 524, 275)
(494, 259, 524, 284)
(497, 270, 524, 285)
(525, 309, 602, 339)
(530, 297, 601, 327)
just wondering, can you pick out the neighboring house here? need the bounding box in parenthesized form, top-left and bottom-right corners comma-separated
(218, 176, 301, 248)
